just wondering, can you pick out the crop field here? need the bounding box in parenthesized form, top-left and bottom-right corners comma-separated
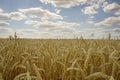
(0, 38, 120, 80)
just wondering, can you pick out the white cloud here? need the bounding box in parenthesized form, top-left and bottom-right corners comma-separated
(40, 0, 108, 8)
(25, 20, 56, 28)
(25, 20, 80, 34)
(25, 20, 80, 29)
(0, 13, 10, 21)
(0, 8, 3, 13)
(95, 28, 120, 39)
(47, 26, 78, 33)
(103, 3, 120, 15)
(0, 12, 26, 28)
(84, 0, 108, 9)
(87, 20, 95, 24)
(112, 28, 120, 33)
(17, 29, 40, 35)
(0, 11, 26, 22)
(25, 20, 39, 25)
(86, 16, 95, 24)
(89, 16, 95, 19)
(55, 9, 61, 14)
(0, 21, 9, 27)
(102, 1, 108, 8)
(96, 16, 120, 26)
(16, 29, 55, 39)
(80, 0, 108, 16)
(82, 6, 97, 15)
(78, 28, 120, 39)
(0, 13, 10, 27)
(0, 27, 13, 35)
(40, 0, 88, 8)
(10, 12, 26, 21)
(35, 21, 58, 28)
(93, 0, 108, 8)
(19, 7, 63, 20)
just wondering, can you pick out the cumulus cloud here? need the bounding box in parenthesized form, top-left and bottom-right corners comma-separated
(0, 21, 9, 27)
(17, 29, 40, 35)
(0, 8, 3, 13)
(81, 0, 108, 16)
(16, 29, 55, 39)
(0, 11, 26, 21)
(87, 20, 95, 24)
(25, 20, 80, 29)
(58, 27, 77, 33)
(99, 28, 119, 34)
(79, 28, 120, 39)
(35, 21, 57, 28)
(25, 20, 56, 28)
(10, 12, 26, 21)
(55, 9, 61, 14)
(103, 3, 120, 15)
(19, 7, 63, 20)
(0, 13, 10, 21)
(0, 27, 13, 35)
(25, 20, 39, 25)
(47, 26, 78, 33)
(82, 6, 97, 15)
(96, 16, 120, 26)
(40, 0, 108, 8)
(25, 20, 80, 34)
(40, 0, 88, 8)
(112, 28, 120, 33)
(92, 0, 108, 8)
(0, 13, 10, 27)
(0, 11, 26, 28)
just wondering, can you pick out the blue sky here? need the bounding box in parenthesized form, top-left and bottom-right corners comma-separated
(0, 0, 120, 39)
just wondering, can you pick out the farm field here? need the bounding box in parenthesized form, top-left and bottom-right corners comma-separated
(0, 74, 2, 80)
(0, 39, 120, 80)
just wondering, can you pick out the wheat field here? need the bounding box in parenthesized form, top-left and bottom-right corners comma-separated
(0, 38, 120, 80)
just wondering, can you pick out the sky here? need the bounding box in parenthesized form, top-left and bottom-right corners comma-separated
(0, 0, 120, 39)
